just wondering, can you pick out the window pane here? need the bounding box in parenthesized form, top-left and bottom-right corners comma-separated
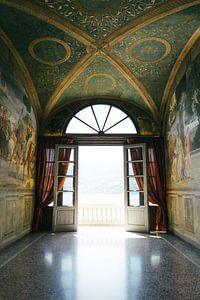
(58, 162, 75, 176)
(128, 148, 143, 161)
(92, 105, 111, 130)
(66, 117, 96, 133)
(132, 162, 144, 176)
(127, 162, 143, 176)
(128, 177, 144, 191)
(57, 177, 74, 191)
(58, 148, 74, 161)
(57, 192, 74, 206)
(104, 106, 127, 131)
(128, 191, 144, 207)
(76, 106, 98, 131)
(128, 163, 134, 176)
(58, 162, 74, 176)
(106, 118, 136, 133)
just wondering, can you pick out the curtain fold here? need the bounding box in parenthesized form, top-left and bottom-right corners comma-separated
(147, 140, 168, 231)
(128, 138, 168, 231)
(33, 137, 73, 231)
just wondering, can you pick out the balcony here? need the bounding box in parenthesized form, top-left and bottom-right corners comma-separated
(78, 203, 124, 226)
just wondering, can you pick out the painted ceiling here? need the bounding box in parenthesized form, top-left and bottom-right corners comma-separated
(0, 0, 200, 134)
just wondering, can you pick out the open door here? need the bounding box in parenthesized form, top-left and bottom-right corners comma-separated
(124, 144, 149, 232)
(53, 145, 78, 232)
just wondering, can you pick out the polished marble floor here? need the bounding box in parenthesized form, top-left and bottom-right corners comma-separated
(0, 227, 200, 300)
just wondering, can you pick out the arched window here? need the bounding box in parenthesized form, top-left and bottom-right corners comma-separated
(66, 105, 137, 134)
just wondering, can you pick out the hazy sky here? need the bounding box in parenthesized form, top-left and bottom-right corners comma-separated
(78, 146, 124, 194)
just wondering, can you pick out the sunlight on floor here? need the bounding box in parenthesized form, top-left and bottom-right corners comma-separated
(77, 226, 147, 239)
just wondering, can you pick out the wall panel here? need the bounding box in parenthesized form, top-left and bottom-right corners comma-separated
(167, 191, 200, 248)
(0, 189, 34, 250)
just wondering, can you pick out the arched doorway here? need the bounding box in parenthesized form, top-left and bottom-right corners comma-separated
(52, 104, 149, 232)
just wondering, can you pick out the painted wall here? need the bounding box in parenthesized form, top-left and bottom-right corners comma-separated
(0, 40, 37, 249)
(165, 54, 200, 248)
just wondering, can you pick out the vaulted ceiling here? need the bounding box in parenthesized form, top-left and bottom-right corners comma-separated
(0, 0, 200, 134)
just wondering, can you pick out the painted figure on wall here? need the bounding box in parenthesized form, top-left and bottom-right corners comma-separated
(0, 40, 37, 188)
(166, 54, 200, 189)
(137, 116, 160, 135)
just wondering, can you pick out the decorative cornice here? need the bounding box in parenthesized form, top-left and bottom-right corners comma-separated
(44, 52, 96, 117)
(161, 28, 200, 126)
(0, 28, 42, 122)
(105, 53, 160, 121)
(0, 0, 95, 45)
(106, 0, 200, 46)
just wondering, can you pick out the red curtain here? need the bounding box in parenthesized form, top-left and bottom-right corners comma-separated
(33, 137, 73, 230)
(147, 140, 168, 231)
(128, 138, 168, 231)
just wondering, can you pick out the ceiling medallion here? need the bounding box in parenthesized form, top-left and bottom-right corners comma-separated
(84, 73, 116, 93)
(28, 37, 71, 66)
(129, 37, 171, 64)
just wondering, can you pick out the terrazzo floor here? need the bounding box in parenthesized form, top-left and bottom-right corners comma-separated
(0, 227, 200, 300)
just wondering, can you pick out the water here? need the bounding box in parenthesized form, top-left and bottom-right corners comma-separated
(78, 193, 124, 204)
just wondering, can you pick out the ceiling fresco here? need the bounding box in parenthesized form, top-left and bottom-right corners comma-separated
(0, 4, 87, 109)
(112, 6, 200, 107)
(33, 0, 168, 39)
(53, 56, 150, 112)
(0, 0, 200, 134)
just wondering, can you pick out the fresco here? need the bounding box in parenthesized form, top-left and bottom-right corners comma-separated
(113, 5, 200, 107)
(137, 116, 160, 136)
(0, 5, 87, 109)
(0, 40, 37, 188)
(39, 0, 167, 39)
(129, 37, 171, 64)
(166, 54, 200, 190)
(55, 56, 149, 112)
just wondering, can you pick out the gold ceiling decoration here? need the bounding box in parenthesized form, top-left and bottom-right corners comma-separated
(129, 37, 171, 64)
(28, 37, 71, 66)
(84, 73, 116, 93)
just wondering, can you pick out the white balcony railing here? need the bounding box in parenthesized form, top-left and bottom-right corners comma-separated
(78, 203, 124, 225)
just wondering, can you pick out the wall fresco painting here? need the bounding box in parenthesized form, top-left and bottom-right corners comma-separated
(166, 54, 200, 190)
(0, 40, 37, 188)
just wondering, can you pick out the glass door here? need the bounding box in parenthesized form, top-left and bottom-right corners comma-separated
(53, 145, 78, 232)
(124, 144, 149, 232)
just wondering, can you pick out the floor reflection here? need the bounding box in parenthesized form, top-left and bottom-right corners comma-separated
(0, 227, 200, 300)
(76, 227, 126, 300)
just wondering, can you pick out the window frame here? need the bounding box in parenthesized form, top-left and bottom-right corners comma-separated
(65, 104, 137, 135)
